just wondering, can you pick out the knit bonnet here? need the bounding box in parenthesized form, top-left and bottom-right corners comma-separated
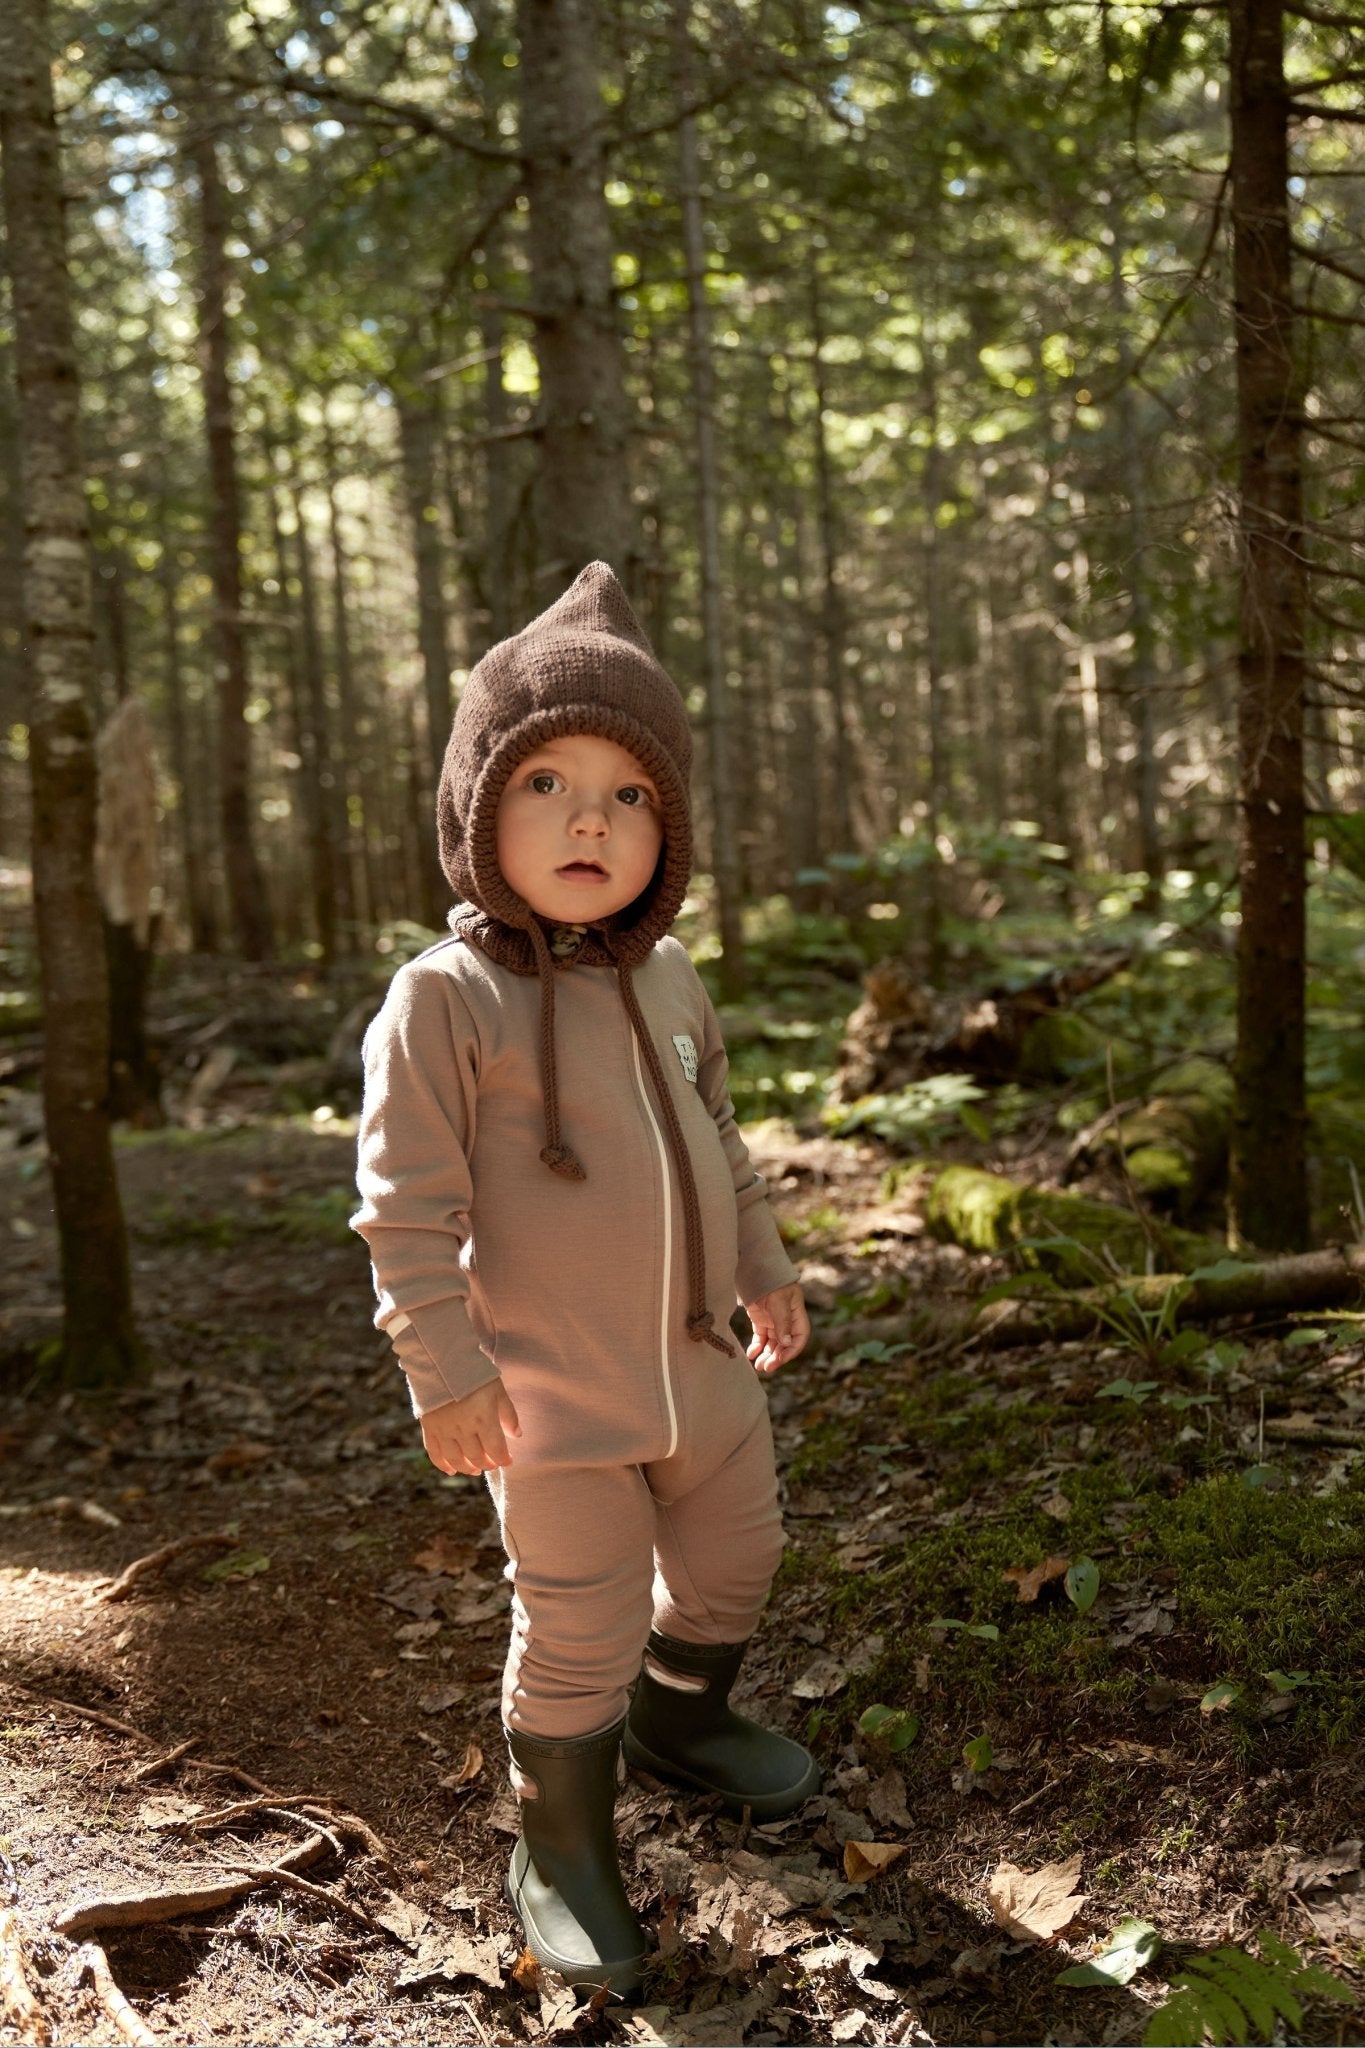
(437, 562, 732, 1355)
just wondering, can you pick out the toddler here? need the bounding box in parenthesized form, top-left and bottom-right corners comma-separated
(353, 562, 818, 1998)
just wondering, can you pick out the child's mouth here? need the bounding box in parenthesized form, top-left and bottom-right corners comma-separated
(556, 861, 608, 881)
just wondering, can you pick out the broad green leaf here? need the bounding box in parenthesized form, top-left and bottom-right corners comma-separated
(1283, 1326, 1327, 1348)
(1199, 1680, 1242, 1715)
(1185, 1259, 1257, 1284)
(1263, 1669, 1311, 1694)
(931, 1618, 1000, 1640)
(1097, 1378, 1158, 1403)
(1057, 1916, 1160, 1988)
(1158, 1328, 1207, 1365)
(858, 1704, 919, 1750)
(1241, 1464, 1278, 1489)
(961, 1733, 993, 1773)
(1064, 1557, 1100, 1613)
(202, 1549, 271, 1583)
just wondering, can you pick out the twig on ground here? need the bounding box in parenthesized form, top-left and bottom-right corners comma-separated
(3, 1689, 154, 1746)
(303, 1807, 397, 1873)
(52, 1834, 328, 1937)
(98, 1532, 235, 1603)
(74, 1943, 157, 2045)
(457, 1993, 493, 2045)
(0, 1496, 121, 1528)
(0, 1909, 49, 2044)
(178, 1759, 276, 1794)
(265, 1811, 346, 1862)
(211, 1857, 382, 1936)
(128, 1739, 201, 1784)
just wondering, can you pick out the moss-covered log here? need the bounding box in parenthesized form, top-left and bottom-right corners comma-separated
(1116, 1056, 1233, 1217)
(923, 1163, 1219, 1281)
(815, 1244, 1365, 1355)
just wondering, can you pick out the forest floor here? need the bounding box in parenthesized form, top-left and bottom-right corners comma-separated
(2, 966, 1364, 2048)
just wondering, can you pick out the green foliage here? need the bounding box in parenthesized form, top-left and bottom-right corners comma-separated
(1143, 1931, 1353, 2046)
(1063, 1556, 1100, 1613)
(857, 1704, 919, 1751)
(824, 1072, 989, 1145)
(1058, 1915, 1161, 1988)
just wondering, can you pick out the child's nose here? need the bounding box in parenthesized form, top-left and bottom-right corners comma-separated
(569, 803, 610, 835)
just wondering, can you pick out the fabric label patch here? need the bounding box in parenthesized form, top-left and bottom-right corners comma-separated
(672, 1033, 699, 1084)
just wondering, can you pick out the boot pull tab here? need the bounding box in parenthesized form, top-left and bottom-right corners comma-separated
(508, 1760, 541, 1800)
(641, 1651, 709, 1694)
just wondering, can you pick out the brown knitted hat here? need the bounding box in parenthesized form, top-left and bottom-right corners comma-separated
(437, 561, 692, 973)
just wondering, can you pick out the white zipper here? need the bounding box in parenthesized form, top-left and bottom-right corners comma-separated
(630, 1025, 678, 1459)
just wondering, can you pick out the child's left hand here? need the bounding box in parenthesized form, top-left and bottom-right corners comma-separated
(744, 1282, 810, 1374)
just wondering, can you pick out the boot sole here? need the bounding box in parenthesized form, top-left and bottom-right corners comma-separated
(622, 1728, 821, 1822)
(505, 1850, 646, 2001)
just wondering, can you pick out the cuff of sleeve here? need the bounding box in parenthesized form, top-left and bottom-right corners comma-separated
(736, 1214, 799, 1307)
(390, 1299, 500, 1418)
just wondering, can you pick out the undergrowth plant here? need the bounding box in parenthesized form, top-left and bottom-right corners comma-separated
(1142, 1930, 1353, 2046)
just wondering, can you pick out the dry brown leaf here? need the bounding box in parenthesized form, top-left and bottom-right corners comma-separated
(792, 1654, 849, 1699)
(843, 1841, 908, 1883)
(413, 1535, 476, 1575)
(1002, 1554, 1070, 1603)
(439, 1742, 484, 1790)
(867, 1768, 912, 1831)
(511, 1946, 540, 1990)
(1286, 1840, 1362, 1892)
(1039, 1492, 1072, 1522)
(986, 1854, 1086, 1940)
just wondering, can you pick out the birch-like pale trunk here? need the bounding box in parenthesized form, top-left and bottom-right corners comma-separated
(0, 0, 142, 1384)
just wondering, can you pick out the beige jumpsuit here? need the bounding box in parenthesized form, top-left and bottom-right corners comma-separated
(353, 933, 797, 1737)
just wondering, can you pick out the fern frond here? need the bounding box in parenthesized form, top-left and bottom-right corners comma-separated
(1143, 1929, 1355, 2048)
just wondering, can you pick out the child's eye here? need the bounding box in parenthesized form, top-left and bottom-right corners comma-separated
(617, 785, 651, 807)
(528, 772, 560, 795)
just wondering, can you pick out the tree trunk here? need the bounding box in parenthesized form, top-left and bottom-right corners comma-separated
(322, 430, 375, 931)
(516, 0, 635, 588)
(0, 0, 141, 1385)
(1108, 205, 1163, 904)
(397, 395, 455, 926)
(185, 9, 273, 962)
(675, 0, 744, 997)
(290, 479, 352, 958)
(809, 264, 856, 859)
(1227, 0, 1307, 1251)
(922, 360, 947, 981)
(155, 482, 218, 952)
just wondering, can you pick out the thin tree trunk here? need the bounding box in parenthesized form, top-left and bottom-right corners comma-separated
(397, 395, 454, 925)
(809, 265, 856, 859)
(263, 464, 315, 954)
(154, 484, 218, 951)
(1228, 0, 1307, 1251)
(923, 362, 947, 980)
(675, 0, 744, 997)
(322, 430, 374, 930)
(1109, 205, 1163, 903)
(516, 0, 635, 587)
(0, 0, 141, 1385)
(771, 361, 820, 897)
(289, 480, 347, 961)
(185, 10, 272, 961)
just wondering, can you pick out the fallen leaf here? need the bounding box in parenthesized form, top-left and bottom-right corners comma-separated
(952, 1941, 1006, 1981)
(987, 1854, 1087, 1940)
(203, 1440, 274, 1474)
(413, 1534, 477, 1574)
(1063, 1557, 1100, 1614)
(137, 1794, 203, 1829)
(843, 1841, 907, 1883)
(1039, 1491, 1072, 1521)
(1199, 1680, 1243, 1716)
(511, 1947, 540, 1990)
(1003, 1554, 1070, 1603)
(792, 1654, 849, 1699)
(439, 1742, 484, 1790)
(242, 1173, 282, 1198)
(799, 1939, 882, 1976)
(418, 1685, 465, 1715)
(1056, 1915, 1161, 1987)
(373, 1897, 430, 1945)
(201, 1548, 271, 1583)
(867, 1768, 912, 1831)
(395, 1927, 504, 1992)
(1287, 1841, 1362, 1892)
(831, 2013, 873, 2043)
(395, 1619, 442, 1645)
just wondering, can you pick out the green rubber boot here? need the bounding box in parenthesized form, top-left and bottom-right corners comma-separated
(504, 1719, 646, 1999)
(624, 1631, 821, 1821)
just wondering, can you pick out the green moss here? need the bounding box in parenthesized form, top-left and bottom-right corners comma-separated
(923, 1164, 1215, 1280)
(1146, 1474, 1365, 1740)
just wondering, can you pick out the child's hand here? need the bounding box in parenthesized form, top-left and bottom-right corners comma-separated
(744, 1282, 810, 1375)
(420, 1380, 522, 1475)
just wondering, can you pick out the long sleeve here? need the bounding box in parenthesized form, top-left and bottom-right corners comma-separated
(351, 962, 500, 1417)
(695, 983, 799, 1306)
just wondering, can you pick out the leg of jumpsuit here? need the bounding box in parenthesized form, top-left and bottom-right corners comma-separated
(487, 1463, 658, 1738)
(646, 1404, 786, 1645)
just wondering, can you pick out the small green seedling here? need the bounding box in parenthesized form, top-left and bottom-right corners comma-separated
(858, 1704, 919, 1751)
(1064, 1557, 1100, 1613)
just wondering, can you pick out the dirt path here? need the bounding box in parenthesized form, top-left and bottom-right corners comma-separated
(2, 1115, 1362, 2046)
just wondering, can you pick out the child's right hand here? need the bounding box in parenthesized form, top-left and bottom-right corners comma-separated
(420, 1380, 522, 1475)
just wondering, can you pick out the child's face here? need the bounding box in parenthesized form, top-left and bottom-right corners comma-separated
(495, 733, 664, 924)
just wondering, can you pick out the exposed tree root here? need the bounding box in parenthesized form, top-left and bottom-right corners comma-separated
(0, 1909, 48, 2044)
(74, 1942, 158, 2045)
(53, 1834, 329, 1937)
(98, 1532, 236, 1603)
(127, 1739, 201, 1784)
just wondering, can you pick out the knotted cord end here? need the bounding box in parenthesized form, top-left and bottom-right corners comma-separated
(540, 1143, 586, 1181)
(687, 1310, 734, 1355)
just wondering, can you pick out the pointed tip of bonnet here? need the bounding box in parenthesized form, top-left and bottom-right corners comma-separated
(533, 560, 655, 659)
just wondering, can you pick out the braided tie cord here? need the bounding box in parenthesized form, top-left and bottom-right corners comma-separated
(615, 957, 734, 1356)
(526, 918, 586, 1181)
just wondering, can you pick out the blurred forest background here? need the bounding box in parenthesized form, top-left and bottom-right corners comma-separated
(1, 0, 1364, 1373)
